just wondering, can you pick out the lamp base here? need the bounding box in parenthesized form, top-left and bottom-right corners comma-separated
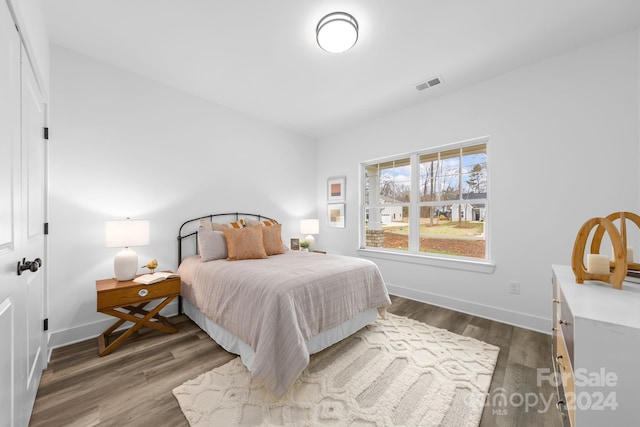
(114, 248, 138, 281)
(304, 235, 316, 252)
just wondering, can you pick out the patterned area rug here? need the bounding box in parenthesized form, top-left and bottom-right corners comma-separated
(173, 313, 499, 426)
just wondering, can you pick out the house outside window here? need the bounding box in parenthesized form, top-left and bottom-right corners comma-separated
(361, 137, 489, 262)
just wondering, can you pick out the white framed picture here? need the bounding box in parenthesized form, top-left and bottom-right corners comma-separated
(327, 203, 345, 228)
(327, 177, 345, 202)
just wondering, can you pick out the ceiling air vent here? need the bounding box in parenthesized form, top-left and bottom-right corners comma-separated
(415, 75, 443, 91)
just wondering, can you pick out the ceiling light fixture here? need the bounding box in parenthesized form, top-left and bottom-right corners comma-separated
(316, 12, 359, 53)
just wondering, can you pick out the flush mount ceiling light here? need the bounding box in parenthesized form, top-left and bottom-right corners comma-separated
(316, 12, 359, 53)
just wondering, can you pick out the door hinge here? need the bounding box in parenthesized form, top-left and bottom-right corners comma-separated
(44, 222, 49, 235)
(43, 127, 49, 140)
(43, 318, 48, 331)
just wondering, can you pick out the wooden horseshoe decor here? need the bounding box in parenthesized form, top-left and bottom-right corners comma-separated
(590, 211, 640, 272)
(571, 216, 626, 289)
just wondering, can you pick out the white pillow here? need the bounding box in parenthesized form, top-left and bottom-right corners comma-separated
(198, 226, 228, 261)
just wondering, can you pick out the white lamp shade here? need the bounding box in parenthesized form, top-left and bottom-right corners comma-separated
(300, 219, 319, 235)
(105, 220, 150, 248)
(316, 12, 359, 53)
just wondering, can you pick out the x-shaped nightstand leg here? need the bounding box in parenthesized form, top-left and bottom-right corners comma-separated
(98, 295, 177, 356)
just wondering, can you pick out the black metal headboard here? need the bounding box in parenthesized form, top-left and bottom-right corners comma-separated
(177, 212, 279, 265)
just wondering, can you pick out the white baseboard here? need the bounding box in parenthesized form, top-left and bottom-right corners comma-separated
(47, 299, 180, 358)
(386, 283, 551, 334)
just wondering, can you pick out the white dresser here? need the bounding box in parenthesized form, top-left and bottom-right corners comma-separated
(552, 265, 640, 426)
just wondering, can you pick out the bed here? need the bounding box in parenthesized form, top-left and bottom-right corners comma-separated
(176, 212, 391, 397)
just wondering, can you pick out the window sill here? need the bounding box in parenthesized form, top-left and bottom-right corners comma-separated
(357, 248, 495, 274)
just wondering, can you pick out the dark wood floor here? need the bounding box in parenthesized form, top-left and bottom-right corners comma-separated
(29, 296, 563, 426)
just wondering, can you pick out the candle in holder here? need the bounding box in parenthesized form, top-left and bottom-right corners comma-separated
(587, 254, 610, 275)
(611, 246, 635, 264)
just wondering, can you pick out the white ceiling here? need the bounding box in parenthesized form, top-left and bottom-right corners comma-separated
(43, 0, 640, 139)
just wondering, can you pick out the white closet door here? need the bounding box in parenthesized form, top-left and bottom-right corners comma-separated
(0, 2, 48, 426)
(21, 42, 47, 425)
(0, 2, 24, 426)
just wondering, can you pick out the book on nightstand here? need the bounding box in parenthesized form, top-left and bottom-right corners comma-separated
(133, 271, 178, 285)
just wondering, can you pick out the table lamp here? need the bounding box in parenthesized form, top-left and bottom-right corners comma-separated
(300, 219, 319, 252)
(105, 219, 150, 281)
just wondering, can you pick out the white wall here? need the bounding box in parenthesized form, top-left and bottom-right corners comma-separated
(317, 30, 640, 332)
(48, 45, 317, 348)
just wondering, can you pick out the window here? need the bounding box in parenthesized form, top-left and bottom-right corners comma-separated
(361, 137, 488, 262)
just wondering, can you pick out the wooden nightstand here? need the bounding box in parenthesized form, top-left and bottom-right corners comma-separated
(96, 273, 180, 356)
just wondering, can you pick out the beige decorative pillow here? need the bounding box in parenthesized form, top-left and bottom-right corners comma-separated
(199, 218, 227, 231)
(223, 226, 267, 260)
(243, 218, 263, 227)
(227, 219, 245, 229)
(244, 218, 278, 227)
(262, 223, 284, 255)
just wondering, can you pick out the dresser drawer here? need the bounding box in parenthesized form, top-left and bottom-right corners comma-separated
(97, 277, 180, 311)
(555, 329, 575, 426)
(553, 273, 575, 426)
(558, 287, 574, 367)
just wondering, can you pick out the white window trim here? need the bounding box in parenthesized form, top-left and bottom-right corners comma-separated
(360, 136, 491, 269)
(357, 247, 496, 274)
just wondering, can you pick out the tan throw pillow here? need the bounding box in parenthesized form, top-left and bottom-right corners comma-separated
(263, 223, 284, 255)
(223, 226, 268, 260)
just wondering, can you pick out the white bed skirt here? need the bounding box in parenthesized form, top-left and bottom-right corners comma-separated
(183, 299, 378, 372)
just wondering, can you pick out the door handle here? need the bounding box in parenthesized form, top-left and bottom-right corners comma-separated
(17, 258, 42, 275)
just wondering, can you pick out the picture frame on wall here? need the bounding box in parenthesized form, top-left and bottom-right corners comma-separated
(327, 177, 346, 202)
(327, 203, 345, 228)
(290, 238, 300, 251)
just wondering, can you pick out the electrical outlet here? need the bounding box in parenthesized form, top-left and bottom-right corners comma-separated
(509, 281, 520, 295)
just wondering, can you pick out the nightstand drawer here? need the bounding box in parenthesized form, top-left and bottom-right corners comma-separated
(97, 277, 180, 311)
